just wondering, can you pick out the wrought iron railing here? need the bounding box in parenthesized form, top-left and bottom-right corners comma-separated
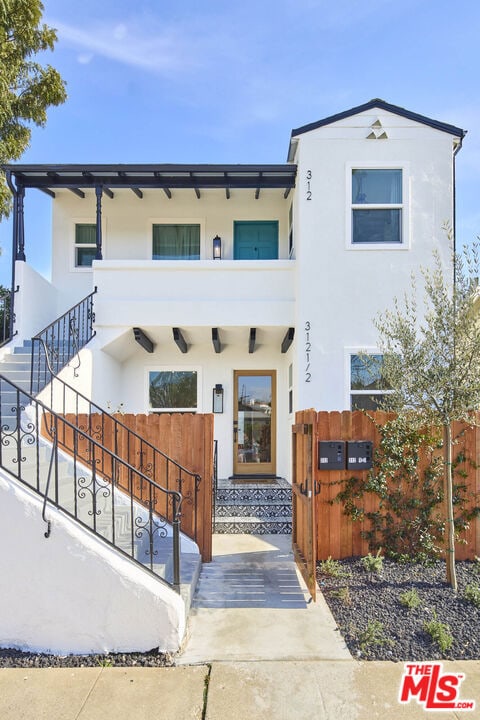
(213, 439, 218, 523)
(32, 343, 202, 547)
(0, 290, 13, 347)
(31, 289, 97, 395)
(0, 374, 182, 590)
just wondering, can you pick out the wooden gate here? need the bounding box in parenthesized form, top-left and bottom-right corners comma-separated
(291, 410, 318, 600)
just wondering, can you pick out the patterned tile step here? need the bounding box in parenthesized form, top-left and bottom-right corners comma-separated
(215, 504, 292, 519)
(214, 520, 292, 535)
(215, 488, 292, 503)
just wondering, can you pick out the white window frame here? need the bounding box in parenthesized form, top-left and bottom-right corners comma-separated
(149, 218, 205, 260)
(346, 163, 410, 250)
(345, 348, 393, 411)
(146, 366, 202, 413)
(71, 218, 106, 272)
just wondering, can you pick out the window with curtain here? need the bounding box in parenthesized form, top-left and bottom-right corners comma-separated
(351, 169, 403, 244)
(75, 224, 97, 267)
(152, 224, 200, 259)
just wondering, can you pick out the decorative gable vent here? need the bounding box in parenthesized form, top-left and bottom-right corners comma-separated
(366, 118, 388, 139)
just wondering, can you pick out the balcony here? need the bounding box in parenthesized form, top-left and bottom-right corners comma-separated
(92, 259, 295, 328)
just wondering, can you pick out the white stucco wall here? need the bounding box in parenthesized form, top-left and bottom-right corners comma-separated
(13, 261, 59, 339)
(0, 470, 186, 654)
(292, 109, 458, 411)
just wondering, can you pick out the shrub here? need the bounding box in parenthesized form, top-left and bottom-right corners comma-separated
(423, 612, 453, 654)
(399, 588, 421, 610)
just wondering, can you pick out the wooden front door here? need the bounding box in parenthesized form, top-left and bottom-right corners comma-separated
(233, 370, 276, 476)
(292, 413, 317, 600)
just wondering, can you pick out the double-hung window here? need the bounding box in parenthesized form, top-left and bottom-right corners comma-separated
(152, 224, 200, 260)
(351, 169, 403, 245)
(75, 223, 97, 267)
(350, 353, 391, 410)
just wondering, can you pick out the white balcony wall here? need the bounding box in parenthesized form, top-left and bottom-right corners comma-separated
(93, 260, 295, 328)
(51, 187, 291, 306)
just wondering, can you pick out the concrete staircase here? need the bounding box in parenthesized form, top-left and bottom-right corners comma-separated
(0, 342, 201, 610)
(214, 478, 292, 534)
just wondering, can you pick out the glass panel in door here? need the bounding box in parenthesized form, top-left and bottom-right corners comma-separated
(234, 370, 276, 475)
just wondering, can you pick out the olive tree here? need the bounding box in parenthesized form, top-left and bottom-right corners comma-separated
(374, 236, 480, 590)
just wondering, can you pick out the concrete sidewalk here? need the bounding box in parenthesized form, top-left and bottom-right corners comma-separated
(1, 661, 479, 720)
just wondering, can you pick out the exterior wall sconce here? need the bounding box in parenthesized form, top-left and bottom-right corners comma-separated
(213, 384, 224, 413)
(212, 235, 222, 259)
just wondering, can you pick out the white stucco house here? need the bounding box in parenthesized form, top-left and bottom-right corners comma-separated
(0, 99, 466, 652)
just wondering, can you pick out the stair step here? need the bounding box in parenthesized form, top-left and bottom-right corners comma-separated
(214, 519, 292, 534)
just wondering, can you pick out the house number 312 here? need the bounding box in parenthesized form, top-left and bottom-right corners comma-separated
(306, 170, 312, 200)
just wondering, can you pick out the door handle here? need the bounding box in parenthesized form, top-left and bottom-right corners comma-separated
(233, 421, 238, 441)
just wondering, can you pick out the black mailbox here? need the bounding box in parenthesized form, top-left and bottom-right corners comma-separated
(347, 441, 373, 470)
(318, 441, 345, 470)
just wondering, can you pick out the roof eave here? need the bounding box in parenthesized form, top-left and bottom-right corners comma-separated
(290, 99, 467, 140)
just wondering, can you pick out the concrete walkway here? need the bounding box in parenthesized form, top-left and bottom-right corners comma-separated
(178, 533, 350, 663)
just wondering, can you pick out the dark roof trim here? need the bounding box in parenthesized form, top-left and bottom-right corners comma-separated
(290, 99, 466, 139)
(3, 163, 297, 193)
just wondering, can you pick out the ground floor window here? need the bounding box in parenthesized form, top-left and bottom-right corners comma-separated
(148, 369, 198, 412)
(350, 353, 390, 410)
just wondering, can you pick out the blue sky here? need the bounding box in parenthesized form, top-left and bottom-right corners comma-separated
(1, 0, 479, 285)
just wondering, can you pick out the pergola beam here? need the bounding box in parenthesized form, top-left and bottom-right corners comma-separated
(281, 327, 295, 353)
(173, 327, 188, 353)
(133, 327, 154, 353)
(212, 328, 222, 353)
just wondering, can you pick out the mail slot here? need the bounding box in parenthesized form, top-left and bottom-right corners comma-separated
(318, 441, 345, 470)
(346, 441, 373, 470)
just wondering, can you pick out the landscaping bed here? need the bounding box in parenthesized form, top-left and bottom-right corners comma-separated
(317, 556, 480, 661)
(0, 648, 173, 668)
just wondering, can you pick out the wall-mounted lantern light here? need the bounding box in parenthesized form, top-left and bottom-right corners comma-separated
(212, 235, 222, 259)
(213, 384, 224, 413)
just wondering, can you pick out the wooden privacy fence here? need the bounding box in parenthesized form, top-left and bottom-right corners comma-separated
(44, 412, 213, 561)
(295, 409, 480, 562)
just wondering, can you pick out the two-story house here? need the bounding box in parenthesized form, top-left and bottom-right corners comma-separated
(4, 99, 464, 481)
(0, 99, 465, 653)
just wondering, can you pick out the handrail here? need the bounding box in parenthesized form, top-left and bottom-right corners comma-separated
(41, 411, 57, 539)
(0, 289, 16, 348)
(34, 335, 202, 546)
(31, 289, 97, 394)
(0, 374, 182, 590)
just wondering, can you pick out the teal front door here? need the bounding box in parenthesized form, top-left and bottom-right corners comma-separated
(233, 221, 279, 259)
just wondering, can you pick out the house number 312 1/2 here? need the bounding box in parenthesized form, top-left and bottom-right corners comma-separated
(305, 321, 311, 382)
(306, 170, 312, 200)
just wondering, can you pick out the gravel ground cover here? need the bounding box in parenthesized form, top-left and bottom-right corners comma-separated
(0, 648, 173, 668)
(317, 557, 480, 661)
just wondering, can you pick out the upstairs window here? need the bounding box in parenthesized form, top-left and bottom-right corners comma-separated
(75, 224, 97, 267)
(351, 169, 402, 245)
(350, 353, 391, 410)
(152, 224, 200, 260)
